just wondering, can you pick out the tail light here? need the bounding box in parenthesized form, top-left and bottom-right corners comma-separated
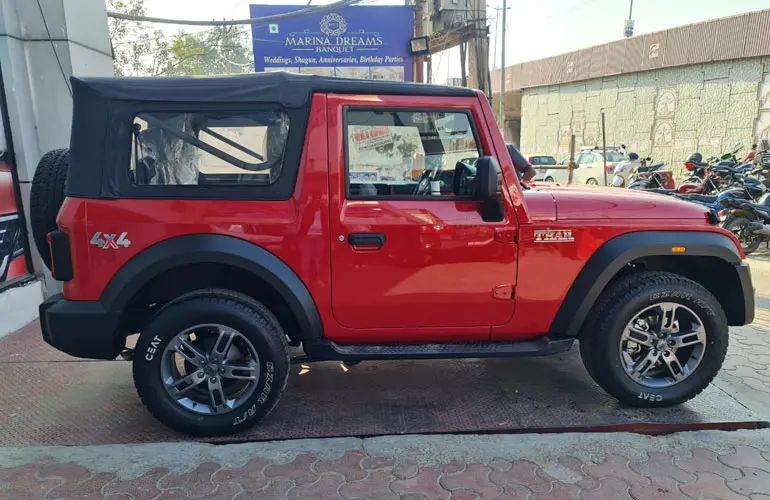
(684, 162, 695, 171)
(605, 165, 613, 173)
(47, 231, 73, 281)
(528, 157, 533, 163)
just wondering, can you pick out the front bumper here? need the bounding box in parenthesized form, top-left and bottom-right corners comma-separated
(39, 294, 122, 359)
(736, 261, 755, 325)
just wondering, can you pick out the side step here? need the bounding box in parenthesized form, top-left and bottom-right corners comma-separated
(302, 337, 574, 362)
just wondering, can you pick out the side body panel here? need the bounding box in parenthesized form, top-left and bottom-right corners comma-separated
(324, 93, 520, 342)
(60, 94, 334, 329)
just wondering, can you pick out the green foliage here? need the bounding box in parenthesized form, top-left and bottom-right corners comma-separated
(107, 0, 254, 77)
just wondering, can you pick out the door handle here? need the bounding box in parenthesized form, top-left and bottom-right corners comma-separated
(348, 233, 386, 249)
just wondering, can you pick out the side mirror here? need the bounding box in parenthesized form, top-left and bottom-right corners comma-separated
(645, 157, 652, 162)
(473, 156, 505, 222)
(734, 140, 744, 153)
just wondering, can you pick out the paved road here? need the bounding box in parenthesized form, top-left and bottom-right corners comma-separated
(2, 254, 770, 499)
(713, 253, 770, 419)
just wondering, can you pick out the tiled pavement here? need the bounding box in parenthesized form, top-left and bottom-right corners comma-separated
(2, 433, 770, 499)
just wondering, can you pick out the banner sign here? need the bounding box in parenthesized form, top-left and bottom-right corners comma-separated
(249, 4, 414, 81)
(0, 98, 27, 283)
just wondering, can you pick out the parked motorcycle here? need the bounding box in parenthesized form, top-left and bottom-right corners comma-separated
(631, 153, 717, 195)
(626, 160, 675, 190)
(611, 154, 664, 188)
(720, 195, 770, 255)
(675, 175, 769, 214)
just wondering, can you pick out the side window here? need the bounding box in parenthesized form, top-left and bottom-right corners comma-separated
(131, 111, 289, 186)
(345, 109, 480, 198)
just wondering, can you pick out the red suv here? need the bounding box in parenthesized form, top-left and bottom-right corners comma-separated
(32, 73, 754, 436)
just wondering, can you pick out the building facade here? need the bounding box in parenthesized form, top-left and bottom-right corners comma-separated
(520, 57, 770, 171)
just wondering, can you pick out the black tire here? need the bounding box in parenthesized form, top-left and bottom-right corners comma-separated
(545, 176, 555, 183)
(133, 289, 289, 436)
(722, 215, 762, 255)
(586, 178, 599, 186)
(580, 271, 728, 408)
(30, 149, 69, 270)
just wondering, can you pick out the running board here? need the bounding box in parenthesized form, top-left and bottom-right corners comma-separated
(302, 337, 575, 362)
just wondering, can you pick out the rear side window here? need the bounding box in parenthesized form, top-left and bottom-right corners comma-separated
(131, 111, 289, 186)
(345, 109, 480, 198)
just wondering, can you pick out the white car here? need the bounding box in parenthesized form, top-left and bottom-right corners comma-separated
(541, 150, 627, 186)
(525, 154, 557, 180)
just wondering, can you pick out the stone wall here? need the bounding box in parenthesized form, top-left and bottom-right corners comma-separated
(520, 57, 770, 176)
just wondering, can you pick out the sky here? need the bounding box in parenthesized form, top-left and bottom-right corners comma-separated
(141, 0, 770, 84)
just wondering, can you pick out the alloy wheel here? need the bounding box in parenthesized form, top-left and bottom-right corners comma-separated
(160, 324, 260, 415)
(618, 302, 706, 388)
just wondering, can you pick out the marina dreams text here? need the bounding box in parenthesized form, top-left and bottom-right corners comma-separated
(264, 55, 405, 65)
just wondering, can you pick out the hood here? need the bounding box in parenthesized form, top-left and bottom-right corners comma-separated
(533, 184, 710, 221)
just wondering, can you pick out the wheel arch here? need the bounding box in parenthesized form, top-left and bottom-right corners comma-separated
(550, 231, 752, 337)
(101, 234, 323, 343)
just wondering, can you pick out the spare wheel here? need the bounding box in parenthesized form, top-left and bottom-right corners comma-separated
(30, 148, 69, 270)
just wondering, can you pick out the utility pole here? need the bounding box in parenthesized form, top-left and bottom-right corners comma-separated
(467, 0, 490, 96)
(498, 0, 506, 127)
(413, 0, 426, 83)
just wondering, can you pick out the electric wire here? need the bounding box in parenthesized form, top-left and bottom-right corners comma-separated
(35, 0, 72, 96)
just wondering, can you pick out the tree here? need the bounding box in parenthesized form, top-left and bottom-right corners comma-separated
(107, 0, 254, 77)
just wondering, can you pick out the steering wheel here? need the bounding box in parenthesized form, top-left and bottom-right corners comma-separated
(413, 172, 432, 196)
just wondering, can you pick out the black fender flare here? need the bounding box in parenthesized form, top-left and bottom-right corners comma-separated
(549, 231, 744, 337)
(100, 234, 323, 339)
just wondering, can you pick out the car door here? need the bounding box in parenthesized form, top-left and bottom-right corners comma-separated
(326, 94, 518, 332)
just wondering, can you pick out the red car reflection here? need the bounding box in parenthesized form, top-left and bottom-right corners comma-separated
(0, 161, 26, 282)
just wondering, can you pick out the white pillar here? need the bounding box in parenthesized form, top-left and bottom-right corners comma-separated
(0, 0, 113, 297)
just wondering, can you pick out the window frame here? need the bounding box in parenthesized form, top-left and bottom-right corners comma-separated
(130, 110, 289, 188)
(113, 101, 308, 201)
(342, 106, 483, 201)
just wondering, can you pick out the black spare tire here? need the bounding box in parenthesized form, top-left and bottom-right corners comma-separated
(31, 148, 69, 270)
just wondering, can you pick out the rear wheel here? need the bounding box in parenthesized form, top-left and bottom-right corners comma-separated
(580, 271, 727, 407)
(723, 215, 762, 255)
(545, 176, 555, 183)
(586, 178, 599, 186)
(133, 290, 289, 436)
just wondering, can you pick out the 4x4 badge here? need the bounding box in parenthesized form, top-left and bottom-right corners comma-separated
(534, 229, 574, 243)
(91, 232, 131, 249)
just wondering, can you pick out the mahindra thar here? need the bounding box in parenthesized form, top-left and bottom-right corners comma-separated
(31, 73, 754, 436)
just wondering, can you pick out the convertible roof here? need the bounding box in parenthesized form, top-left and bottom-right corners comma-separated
(71, 72, 477, 108)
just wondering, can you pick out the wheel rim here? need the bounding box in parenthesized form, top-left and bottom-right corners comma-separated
(587, 179, 598, 185)
(728, 220, 761, 249)
(618, 302, 706, 388)
(160, 324, 260, 415)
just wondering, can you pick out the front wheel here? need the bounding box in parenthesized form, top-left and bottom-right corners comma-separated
(133, 289, 289, 436)
(723, 215, 762, 255)
(580, 271, 727, 407)
(544, 176, 555, 183)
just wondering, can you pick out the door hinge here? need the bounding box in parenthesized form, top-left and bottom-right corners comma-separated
(492, 284, 514, 300)
(494, 228, 517, 244)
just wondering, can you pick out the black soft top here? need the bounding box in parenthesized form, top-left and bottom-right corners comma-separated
(68, 72, 477, 200)
(71, 72, 476, 108)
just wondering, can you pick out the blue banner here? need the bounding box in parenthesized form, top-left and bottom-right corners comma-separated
(249, 4, 414, 81)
